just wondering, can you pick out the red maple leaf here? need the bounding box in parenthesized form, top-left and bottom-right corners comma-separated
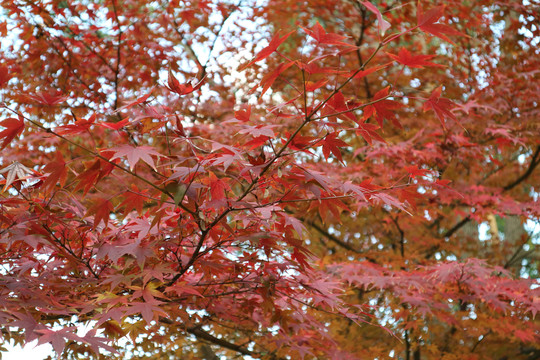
(362, 1, 391, 35)
(110, 144, 163, 171)
(283, 132, 316, 153)
(423, 86, 460, 128)
(0, 65, 12, 87)
(256, 61, 295, 95)
(398, 188, 424, 211)
(117, 87, 154, 111)
(321, 132, 348, 162)
(36, 327, 79, 356)
(355, 122, 385, 145)
(0, 115, 24, 149)
(301, 22, 355, 47)
(40, 152, 68, 194)
(387, 48, 443, 68)
(98, 117, 130, 130)
(417, 4, 466, 44)
(405, 165, 431, 179)
(348, 63, 390, 79)
(118, 184, 147, 215)
(166, 69, 205, 95)
(56, 113, 96, 135)
(235, 105, 251, 122)
(323, 91, 357, 122)
(208, 171, 230, 201)
(126, 300, 168, 324)
(238, 30, 295, 70)
(26, 90, 68, 105)
(86, 198, 114, 227)
(363, 87, 403, 128)
(305, 78, 328, 92)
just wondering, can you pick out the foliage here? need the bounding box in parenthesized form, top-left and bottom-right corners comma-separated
(0, 0, 539, 359)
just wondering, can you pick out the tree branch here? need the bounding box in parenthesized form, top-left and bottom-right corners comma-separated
(187, 326, 254, 356)
(111, 0, 123, 112)
(425, 145, 540, 258)
(503, 145, 540, 191)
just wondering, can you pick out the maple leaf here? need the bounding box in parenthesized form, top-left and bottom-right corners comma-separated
(340, 181, 367, 202)
(73, 156, 113, 195)
(321, 132, 348, 162)
(398, 188, 424, 211)
(387, 48, 443, 68)
(208, 171, 230, 200)
(210, 150, 242, 170)
(362, 87, 403, 128)
(435, 179, 452, 188)
(97, 117, 130, 130)
(81, 329, 117, 354)
(131, 282, 169, 303)
(0, 115, 24, 149)
(362, 1, 391, 35)
(110, 144, 163, 171)
(372, 192, 410, 214)
(283, 213, 307, 237)
(323, 91, 357, 122)
(423, 86, 460, 128)
(165, 282, 204, 297)
(40, 152, 68, 194)
(283, 132, 317, 153)
(86, 198, 114, 227)
(56, 113, 96, 135)
(97, 235, 154, 266)
(0, 161, 33, 191)
(166, 69, 205, 95)
(117, 87, 154, 111)
(299, 62, 344, 75)
(405, 165, 431, 179)
(348, 63, 390, 79)
(312, 195, 349, 223)
(256, 61, 295, 95)
(417, 4, 466, 44)
(305, 78, 329, 92)
(10, 313, 42, 342)
(125, 299, 168, 324)
(35, 327, 78, 356)
(301, 22, 355, 47)
(0, 64, 11, 87)
(238, 124, 276, 138)
(238, 30, 295, 70)
(235, 105, 251, 122)
(118, 184, 147, 215)
(355, 122, 385, 145)
(26, 90, 68, 105)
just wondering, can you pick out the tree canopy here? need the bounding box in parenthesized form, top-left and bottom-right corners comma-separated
(0, 0, 539, 359)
